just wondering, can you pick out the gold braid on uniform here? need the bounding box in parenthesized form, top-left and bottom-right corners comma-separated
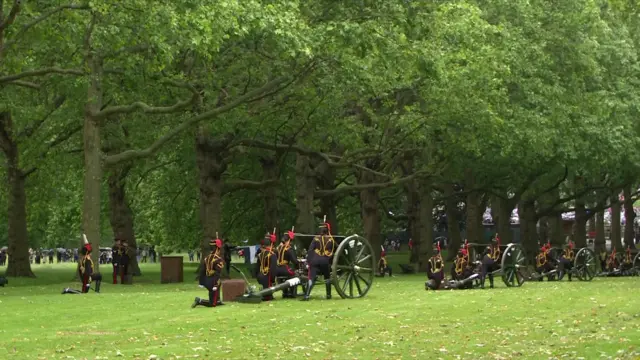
(277, 243, 289, 266)
(260, 248, 273, 275)
(430, 254, 444, 274)
(205, 252, 221, 276)
(314, 235, 335, 257)
(536, 252, 546, 267)
(80, 255, 93, 276)
(564, 248, 574, 261)
(454, 257, 464, 275)
(491, 245, 501, 261)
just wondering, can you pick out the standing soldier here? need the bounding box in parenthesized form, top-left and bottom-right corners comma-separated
(276, 228, 298, 298)
(118, 240, 131, 284)
(257, 230, 278, 301)
(425, 241, 445, 290)
(558, 241, 575, 281)
(377, 249, 392, 277)
(480, 235, 501, 289)
(302, 218, 335, 301)
(112, 239, 122, 284)
(192, 236, 225, 308)
(62, 235, 102, 294)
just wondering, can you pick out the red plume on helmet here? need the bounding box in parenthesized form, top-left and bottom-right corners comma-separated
(569, 241, 574, 249)
(82, 234, 92, 253)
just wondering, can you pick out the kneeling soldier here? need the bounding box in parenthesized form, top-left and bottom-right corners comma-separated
(276, 229, 298, 298)
(558, 241, 574, 281)
(63, 235, 101, 294)
(257, 231, 278, 301)
(193, 236, 225, 308)
(377, 249, 392, 277)
(535, 244, 555, 281)
(425, 242, 445, 290)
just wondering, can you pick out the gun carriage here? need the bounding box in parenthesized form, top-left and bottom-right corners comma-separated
(234, 232, 375, 303)
(465, 242, 527, 287)
(597, 247, 640, 277)
(544, 246, 598, 281)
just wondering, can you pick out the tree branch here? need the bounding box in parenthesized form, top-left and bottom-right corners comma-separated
(0, 67, 83, 84)
(132, 159, 180, 191)
(223, 179, 278, 194)
(0, 3, 90, 55)
(101, 44, 149, 59)
(22, 124, 82, 178)
(104, 75, 291, 165)
(0, 0, 20, 32)
(3, 80, 40, 89)
(93, 79, 201, 119)
(314, 171, 429, 197)
(17, 95, 66, 139)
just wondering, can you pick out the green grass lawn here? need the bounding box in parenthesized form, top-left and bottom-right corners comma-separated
(2, 256, 640, 360)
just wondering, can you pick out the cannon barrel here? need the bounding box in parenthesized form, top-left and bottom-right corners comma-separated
(235, 276, 308, 303)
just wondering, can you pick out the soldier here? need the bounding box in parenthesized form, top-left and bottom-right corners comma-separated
(112, 239, 123, 284)
(302, 219, 335, 301)
(257, 231, 278, 301)
(425, 241, 445, 290)
(377, 249, 392, 277)
(535, 244, 555, 281)
(605, 248, 619, 274)
(480, 236, 501, 289)
(276, 229, 298, 298)
(118, 240, 130, 284)
(192, 236, 225, 308)
(62, 236, 102, 294)
(620, 246, 633, 274)
(599, 249, 608, 272)
(558, 241, 575, 281)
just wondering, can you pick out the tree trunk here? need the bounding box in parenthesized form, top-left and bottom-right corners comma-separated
(317, 163, 338, 235)
(465, 191, 483, 244)
(595, 209, 606, 253)
(260, 156, 279, 232)
(493, 196, 514, 244)
(406, 179, 420, 263)
(623, 185, 636, 248)
(549, 214, 564, 247)
(83, 118, 103, 270)
(358, 170, 382, 260)
(574, 199, 587, 248)
(82, 57, 104, 270)
(107, 165, 140, 276)
(610, 195, 622, 251)
(443, 184, 462, 260)
(538, 217, 549, 244)
(518, 200, 537, 264)
(416, 181, 434, 272)
(295, 154, 316, 238)
(0, 112, 34, 277)
(195, 133, 227, 256)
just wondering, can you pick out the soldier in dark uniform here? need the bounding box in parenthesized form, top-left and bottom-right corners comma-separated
(257, 232, 278, 301)
(302, 220, 335, 301)
(535, 244, 555, 280)
(62, 236, 102, 294)
(425, 242, 445, 290)
(480, 236, 501, 289)
(377, 250, 392, 277)
(558, 241, 575, 281)
(605, 248, 619, 273)
(112, 239, 123, 284)
(276, 229, 299, 298)
(118, 241, 130, 284)
(192, 237, 225, 308)
(599, 249, 608, 272)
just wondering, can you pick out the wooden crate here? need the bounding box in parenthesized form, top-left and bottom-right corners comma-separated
(160, 256, 184, 283)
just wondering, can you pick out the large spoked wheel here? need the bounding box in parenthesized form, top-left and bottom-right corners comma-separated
(574, 248, 597, 281)
(331, 235, 374, 299)
(500, 244, 526, 287)
(633, 253, 640, 276)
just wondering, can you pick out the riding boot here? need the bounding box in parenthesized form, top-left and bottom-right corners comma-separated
(568, 273, 572, 281)
(479, 276, 485, 289)
(557, 270, 564, 281)
(325, 281, 332, 300)
(191, 296, 201, 308)
(488, 274, 494, 288)
(301, 280, 314, 301)
(94, 280, 101, 293)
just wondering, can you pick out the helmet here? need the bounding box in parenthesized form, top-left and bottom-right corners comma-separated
(381, 250, 386, 257)
(209, 238, 222, 249)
